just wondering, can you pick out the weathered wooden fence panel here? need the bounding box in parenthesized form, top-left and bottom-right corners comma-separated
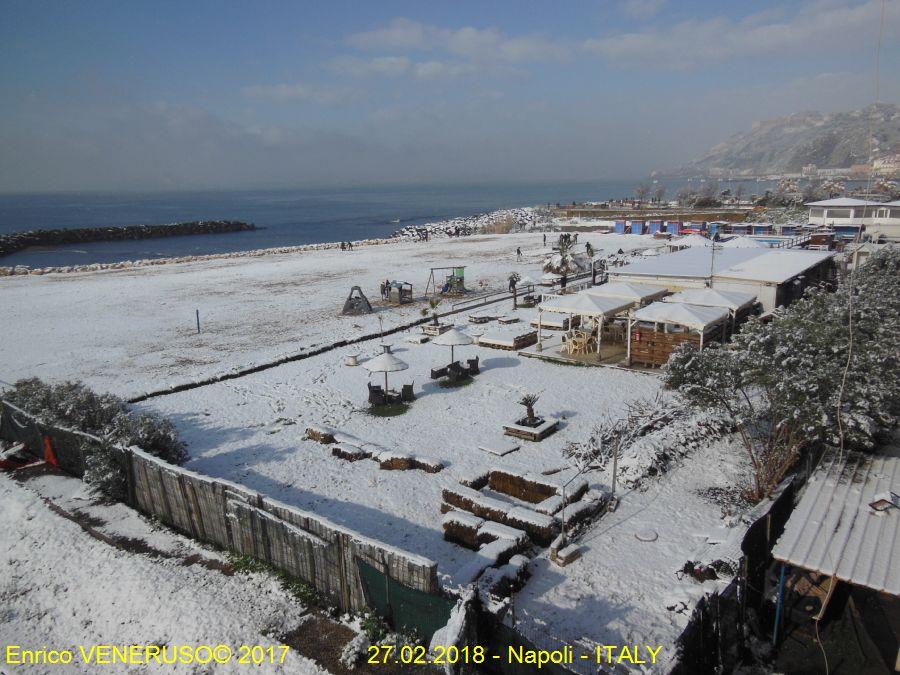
(1, 400, 446, 636)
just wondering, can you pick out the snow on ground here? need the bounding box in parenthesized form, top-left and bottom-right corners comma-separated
(135, 315, 662, 583)
(514, 436, 750, 672)
(1, 232, 660, 399)
(0, 470, 326, 675)
(3, 228, 741, 668)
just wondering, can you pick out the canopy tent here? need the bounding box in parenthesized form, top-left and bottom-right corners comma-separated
(721, 236, 768, 249)
(537, 291, 632, 354)
(362, 352, 409, 391)
(627, 301, 730, 366)
(539, 292, 631, 318)
(662, 288, 757, 312)
(584, 281, 669, 305)
(432, 327, 474, 362)
(633, 301, 729, 331)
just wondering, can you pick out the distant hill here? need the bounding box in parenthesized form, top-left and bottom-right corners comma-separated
(676, 103, 900, 177)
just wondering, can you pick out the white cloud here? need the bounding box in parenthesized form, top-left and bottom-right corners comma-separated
(329, 55, 472, 80)
(621, 0, 667, 20)
(413, 61, 473, 80)
(329, 55, 412, 77)
(345, 18, 569, 65)
(586, 0, 893, 69)
(240, 82, 349, 104)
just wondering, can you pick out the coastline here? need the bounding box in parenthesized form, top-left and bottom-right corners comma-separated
(0, 206, 542, 276)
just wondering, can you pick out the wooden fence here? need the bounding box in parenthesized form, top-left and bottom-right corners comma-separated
(1, 400, 446, 629)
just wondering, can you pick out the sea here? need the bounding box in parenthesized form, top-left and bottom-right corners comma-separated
(0, 178, 775, 268)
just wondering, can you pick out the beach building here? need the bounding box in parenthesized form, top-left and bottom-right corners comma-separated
(806, 198, 900, 241)
(607, 247, 834, 312)
(626, 301, 730, 368)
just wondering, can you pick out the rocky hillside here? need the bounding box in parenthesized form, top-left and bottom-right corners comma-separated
(678, 103, 900, 176)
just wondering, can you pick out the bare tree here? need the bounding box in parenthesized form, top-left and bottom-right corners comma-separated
(634, 183, 651, 205)
(653, 186, 666, 204)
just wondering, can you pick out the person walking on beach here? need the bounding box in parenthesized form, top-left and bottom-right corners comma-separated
(380, 281, 386, 300)
(542, 233, 546, 247)
(516, 247, 523, 262)
(340, 241, 346, 251)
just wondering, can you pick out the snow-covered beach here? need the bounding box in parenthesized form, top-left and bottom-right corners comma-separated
(2, 225, 755, 670)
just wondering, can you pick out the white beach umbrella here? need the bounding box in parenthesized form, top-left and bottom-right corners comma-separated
(363, 352, 409, 390)
(432, 327, 474, 362)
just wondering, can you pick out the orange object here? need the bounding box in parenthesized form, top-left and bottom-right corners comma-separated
(43, 436, 58, 466)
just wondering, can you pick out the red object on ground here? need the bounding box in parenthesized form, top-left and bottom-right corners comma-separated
(43, 436, 58, 467)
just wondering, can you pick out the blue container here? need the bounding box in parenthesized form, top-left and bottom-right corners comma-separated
(648, 220, 662, 234)
(614, 220, 626, 234)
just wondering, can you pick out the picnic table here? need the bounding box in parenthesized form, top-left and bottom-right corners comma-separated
(430, 357, 479, 381)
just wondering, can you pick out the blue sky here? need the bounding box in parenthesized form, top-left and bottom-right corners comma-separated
(1, 0, 897, 192)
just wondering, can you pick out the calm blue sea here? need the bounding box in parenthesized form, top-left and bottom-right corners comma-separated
(0, 179, 770, 267)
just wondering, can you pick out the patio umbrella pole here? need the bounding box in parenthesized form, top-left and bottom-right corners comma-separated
(384, 372, 389, 392)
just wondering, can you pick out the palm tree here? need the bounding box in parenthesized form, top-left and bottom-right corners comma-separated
(421, 298, 441, 325)
(518, 393, 540, 425)
(542, 237, 583, 277)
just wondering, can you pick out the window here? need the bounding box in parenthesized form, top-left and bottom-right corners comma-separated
(809, 208, 824, 218)
(825, 209, 852, 219)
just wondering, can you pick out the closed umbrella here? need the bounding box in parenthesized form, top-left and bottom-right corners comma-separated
(362, 352, 409, 391)
(432, 327, 474, 362)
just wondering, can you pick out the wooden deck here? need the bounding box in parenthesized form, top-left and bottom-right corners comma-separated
(518, 335, 627, 367)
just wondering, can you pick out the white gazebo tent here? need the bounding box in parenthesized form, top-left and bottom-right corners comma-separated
(662, 287, 757, 333)
(537, 292, 632, 355)
(432, 327, 474, 362)
(627, 301, 730, 366)
(362, 352, 409, 392)
(583, 281, 669, 307)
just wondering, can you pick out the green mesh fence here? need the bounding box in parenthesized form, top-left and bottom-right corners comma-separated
(356, 558, 454, 642)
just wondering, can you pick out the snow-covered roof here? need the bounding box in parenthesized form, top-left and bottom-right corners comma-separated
(633, 301, 729, 330)
(612, 247, 833, 284)
(715, 249, 834, 283)
(584, 282, 669, 303)
(773, 450, 900, 595)
(805, 198, 879, 207)
(539, 292, 631, 317)
(662, 288, 757, 311)
(362, 352, 409, 373)
(432, 327, 474, 347)
(672, 234, 713, 248)
(721, 236, 768, 249)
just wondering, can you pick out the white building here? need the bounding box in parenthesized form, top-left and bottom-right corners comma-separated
(806, 198, 900, 241)
(608, 247, 834, 312)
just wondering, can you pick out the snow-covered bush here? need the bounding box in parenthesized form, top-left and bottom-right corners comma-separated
(5, 378, 188, 497)
(665, 247, 900, 501)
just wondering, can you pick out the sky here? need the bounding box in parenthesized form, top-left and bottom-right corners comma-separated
(0, 0, 898, 193)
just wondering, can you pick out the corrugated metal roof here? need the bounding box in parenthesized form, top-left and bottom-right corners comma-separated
(772, 450, 900, 595)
